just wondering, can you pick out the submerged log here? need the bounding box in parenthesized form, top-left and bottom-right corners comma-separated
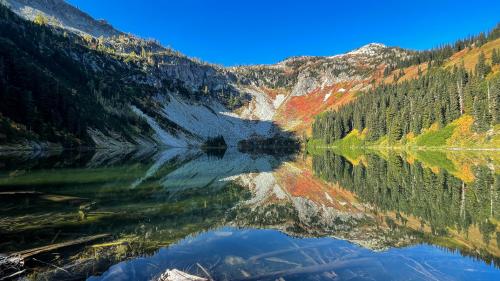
(248, 243, 328, 263)
(11, 234, 111, 259)
(235, 257, 374, 281)
(1, 234, 111, 279)
(0, 191, 42, 196)
(196, 263, 214, 281)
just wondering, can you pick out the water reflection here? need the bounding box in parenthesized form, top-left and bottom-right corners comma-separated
(90, 228, 499, 281)
(312, 149, 500, 265)
(0, 148, 499, 280)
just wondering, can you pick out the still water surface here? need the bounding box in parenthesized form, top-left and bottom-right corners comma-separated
(0, 148, 499, 280)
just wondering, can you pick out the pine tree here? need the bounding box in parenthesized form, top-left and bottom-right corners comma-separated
(475, 51, 491, 79)
(477, 32, 487, 47)
(492, 49, 500, 65)
(491, 76, 500, 124)
(390, 117, 403, 142)
(383, 66, 391, 77)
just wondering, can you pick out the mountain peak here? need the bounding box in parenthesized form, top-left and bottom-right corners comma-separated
(348, 43, 387, 56)
(362, 42, 387, 48)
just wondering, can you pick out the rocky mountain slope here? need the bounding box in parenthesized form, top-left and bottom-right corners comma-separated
(2, 0, 121, 37)
(1, 0, 417, 149)
(233, 43, 411, 132)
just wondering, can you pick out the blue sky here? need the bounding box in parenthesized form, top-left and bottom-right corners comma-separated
(67, 0, 500, 66)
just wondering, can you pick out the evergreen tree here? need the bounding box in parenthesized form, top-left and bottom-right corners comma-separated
(475, 51, 491, 79)
(383, 65, 391, 77)
(312, 65, 499, 143)
(492, 49, 500, 65)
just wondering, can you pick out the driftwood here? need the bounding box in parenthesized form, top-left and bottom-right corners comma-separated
(156, 269, 207, 281)
(0, 234, 110, 279)
(235, 257, 374, 281)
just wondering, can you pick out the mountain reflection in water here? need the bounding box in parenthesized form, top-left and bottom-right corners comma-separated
(0, 148, 499, 280)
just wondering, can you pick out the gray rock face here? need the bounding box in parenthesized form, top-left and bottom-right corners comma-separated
(5, 0, 121, 37)
(234, 43, 410, 97)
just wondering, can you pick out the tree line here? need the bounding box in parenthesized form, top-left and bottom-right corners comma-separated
(385, 23, 500, 74)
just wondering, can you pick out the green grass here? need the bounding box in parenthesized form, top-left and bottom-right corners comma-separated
(335, 130, 365, 148)
(414, 124, 457, 147)
(307, 130, 367, 154)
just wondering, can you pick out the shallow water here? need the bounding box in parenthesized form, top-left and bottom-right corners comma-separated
(0, 148, 499, 280)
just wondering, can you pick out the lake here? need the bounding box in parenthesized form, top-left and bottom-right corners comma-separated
(0, 148, 499, 280)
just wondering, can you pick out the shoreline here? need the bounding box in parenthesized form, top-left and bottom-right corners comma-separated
(308, 145, 500, 152)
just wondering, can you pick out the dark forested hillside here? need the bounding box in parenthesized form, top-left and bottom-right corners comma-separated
(0, 4, 159, 147)
(312, 30, 500, 147)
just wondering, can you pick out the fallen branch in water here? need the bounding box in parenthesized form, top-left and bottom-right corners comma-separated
(0, 269, 25, 281)
(32, 257, 72, 276)
(0, 234, 110, 279)
(196, 263, 214, 281)
(12, 234, 111, 259)
(0, 191, 42, 196)
(247, 243, 329, 263)
(235, 257, 374, 281)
